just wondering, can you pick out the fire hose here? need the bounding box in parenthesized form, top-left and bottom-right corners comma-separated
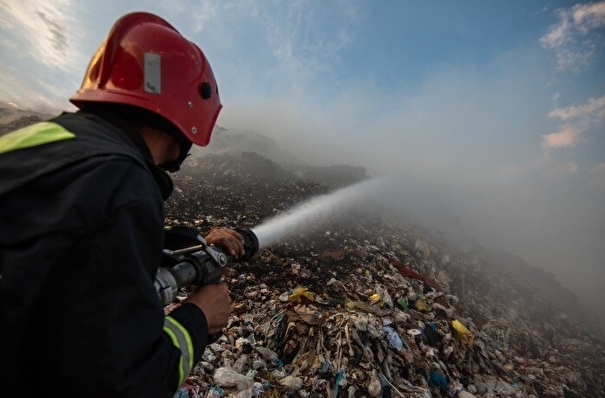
(154, 228, 259, 306)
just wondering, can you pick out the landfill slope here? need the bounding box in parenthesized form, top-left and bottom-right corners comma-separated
(2, 108, 603, 396)
(164, 152, 605, 398)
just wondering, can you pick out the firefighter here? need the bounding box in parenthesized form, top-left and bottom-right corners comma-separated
(0, 12, 245, 396)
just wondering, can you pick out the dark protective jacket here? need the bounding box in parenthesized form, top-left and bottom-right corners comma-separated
(0, 112, 209, 397)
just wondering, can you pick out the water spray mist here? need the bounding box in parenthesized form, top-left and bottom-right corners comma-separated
(251, 176, 388, 249)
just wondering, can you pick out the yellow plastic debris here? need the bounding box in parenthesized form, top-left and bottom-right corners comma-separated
(288, 287, 314, 302)
(451, 319, 474, 345)
(415, 299, 428, 311)
(369, 293, 381, 304)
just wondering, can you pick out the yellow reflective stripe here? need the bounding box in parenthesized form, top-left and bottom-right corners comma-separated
(0, 122, 75, 154)
(163, 316, 194, 385)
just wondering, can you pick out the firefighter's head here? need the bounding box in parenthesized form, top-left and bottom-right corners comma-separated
(70, 12, 222, 170)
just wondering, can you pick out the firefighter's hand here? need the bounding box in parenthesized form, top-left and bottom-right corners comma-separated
(205, 228, 245, 259)
(186, 283, 232, 335)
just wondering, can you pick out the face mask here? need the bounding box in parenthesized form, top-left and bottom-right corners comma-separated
(161, 136, 192, 172)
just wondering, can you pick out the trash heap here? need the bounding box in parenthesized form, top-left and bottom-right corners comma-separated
(165, 153, 605, 398)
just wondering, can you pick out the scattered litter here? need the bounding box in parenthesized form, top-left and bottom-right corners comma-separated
(164, 154, 605, 397)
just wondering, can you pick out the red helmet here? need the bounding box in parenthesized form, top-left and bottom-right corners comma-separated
(70, 12, 221, 146)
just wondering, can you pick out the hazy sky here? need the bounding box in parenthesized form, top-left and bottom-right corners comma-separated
(1, 1, 604, 324)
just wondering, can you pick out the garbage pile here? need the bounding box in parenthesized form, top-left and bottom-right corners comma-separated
(164, 153, 605, 398)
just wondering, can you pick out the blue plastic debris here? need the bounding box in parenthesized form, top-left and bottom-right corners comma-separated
(428, 370, 448, 392)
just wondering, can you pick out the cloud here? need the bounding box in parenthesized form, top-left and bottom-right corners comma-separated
(0, 0, 91, 112)
(188, 1, 221, 34)
(156, 0, 362, 110)
(548, 94, 605, 120)
(262, 1, 359, 77)
(542, 124, 584, 148)
(539, 1, 605, 71)
(572, 1, 605, 30)
(542, 94, 605, 149)
(0, 64, 70, 114)
(0, 1, 78, 72)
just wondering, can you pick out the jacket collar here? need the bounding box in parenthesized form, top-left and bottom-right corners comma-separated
(76, 110, 174, 200)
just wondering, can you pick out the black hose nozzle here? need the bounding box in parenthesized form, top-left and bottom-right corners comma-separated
(236, 228, 259, 261)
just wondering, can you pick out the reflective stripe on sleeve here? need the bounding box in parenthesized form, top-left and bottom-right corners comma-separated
(0, 122, 75, 154)
(163, 316, 195, 385)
